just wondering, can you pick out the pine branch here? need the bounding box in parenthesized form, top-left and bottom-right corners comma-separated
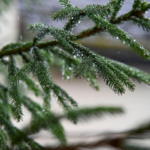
(57, 3, 112, 31)
(130, 17, 150, 32)
(74, 57, 93, 78)
(88, 15, 150, 60)
(109, 59, 150, 85)
(86, 72, 100, 91)
(52, 83, 78, 109)
(0, 127, 9, 150)
(31, 47, 52, 94)
(16, 142, 31, 150)
(110, 0, 125, 21)
(12, 61, 42, 96)
(59, 0, 71, 8)
(0, 41, 58, 58)
(65, 106, 123, 124)
(70, 41, 135, 94)
(30, 111, 67, 145)
(8, 56, 23, 122)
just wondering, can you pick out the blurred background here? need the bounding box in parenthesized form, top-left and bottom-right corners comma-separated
(0, 0, 150, 149)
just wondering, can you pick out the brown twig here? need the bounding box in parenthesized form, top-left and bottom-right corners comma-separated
(0, 41, 58, 58)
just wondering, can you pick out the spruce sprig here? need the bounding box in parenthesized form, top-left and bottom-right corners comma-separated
(8, 56, 23, 122)
(0, 0, 150, 149)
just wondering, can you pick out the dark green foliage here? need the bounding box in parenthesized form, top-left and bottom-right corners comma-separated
(0, 0, 150, 149)
(8, 56, 23, 122)
(66, 106, 123, 124)
(110, 0, 125, 21)
(31, 110, 67, 145)
(131, 17, 150, 31)
(88, 15, 150, 59)
(0, 127, 9, 150)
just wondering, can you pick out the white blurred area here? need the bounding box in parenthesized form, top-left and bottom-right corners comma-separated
(0, 0, 19, 49)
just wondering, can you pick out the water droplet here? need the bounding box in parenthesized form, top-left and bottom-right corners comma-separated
(18, 16, 19, 20)
(20, 35, 22, 40)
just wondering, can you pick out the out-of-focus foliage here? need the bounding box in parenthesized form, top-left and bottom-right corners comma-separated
(0, 0, 150, 149)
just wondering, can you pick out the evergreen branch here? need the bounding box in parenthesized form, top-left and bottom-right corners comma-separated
(141, 2, 150, 12)
(3, 59, 42, 97)
(65, 106, 123, 124)
(28, 23, 75, 53)
(70, 42, 126, 94)
(49, 47, 80, 66)
(31, 47, 52, 95)
(40, 50, 54, 66)
(74, 57, 93, 78)
(63, 3, 112, 31)
(132, 0, 150, 12)
(64, 14, 85, 31)
(83, 3, 112, 18)
(105, 60, 135, 91)
(12, 127, 42, 150)
(77, 8, 149, 40)
(130, 17, 150, 32)
(88, 15, 150, 60)
(0, 116, 42, 150)
(110, 0, 125, 21)
(109, 59, 150, 85)
(23, 75, 42, 96)
(31, 111, 67, 145)
(52, 6, 81, 21)
(52, 83, 78, 109)
(86, 72, 100, 91)
(61, 62, 73, 80)
(59, 0, 71, 8)
(43, 94, 51, 110)
(0, 127, 9, 150)
(17, 142, 31, 150)
(20, 52, 31, 63)
(12, 61, 42, 96)
(54, 2, 112, 31)
(0, 41, 58, 58)
(50, 47, 99, 90)
(8, 56, 23, 122)
(28, 23, 76, 43)
(22, 96, 42, 113)
(132, 0, 142, 10)
(53, 3, 111, 21)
